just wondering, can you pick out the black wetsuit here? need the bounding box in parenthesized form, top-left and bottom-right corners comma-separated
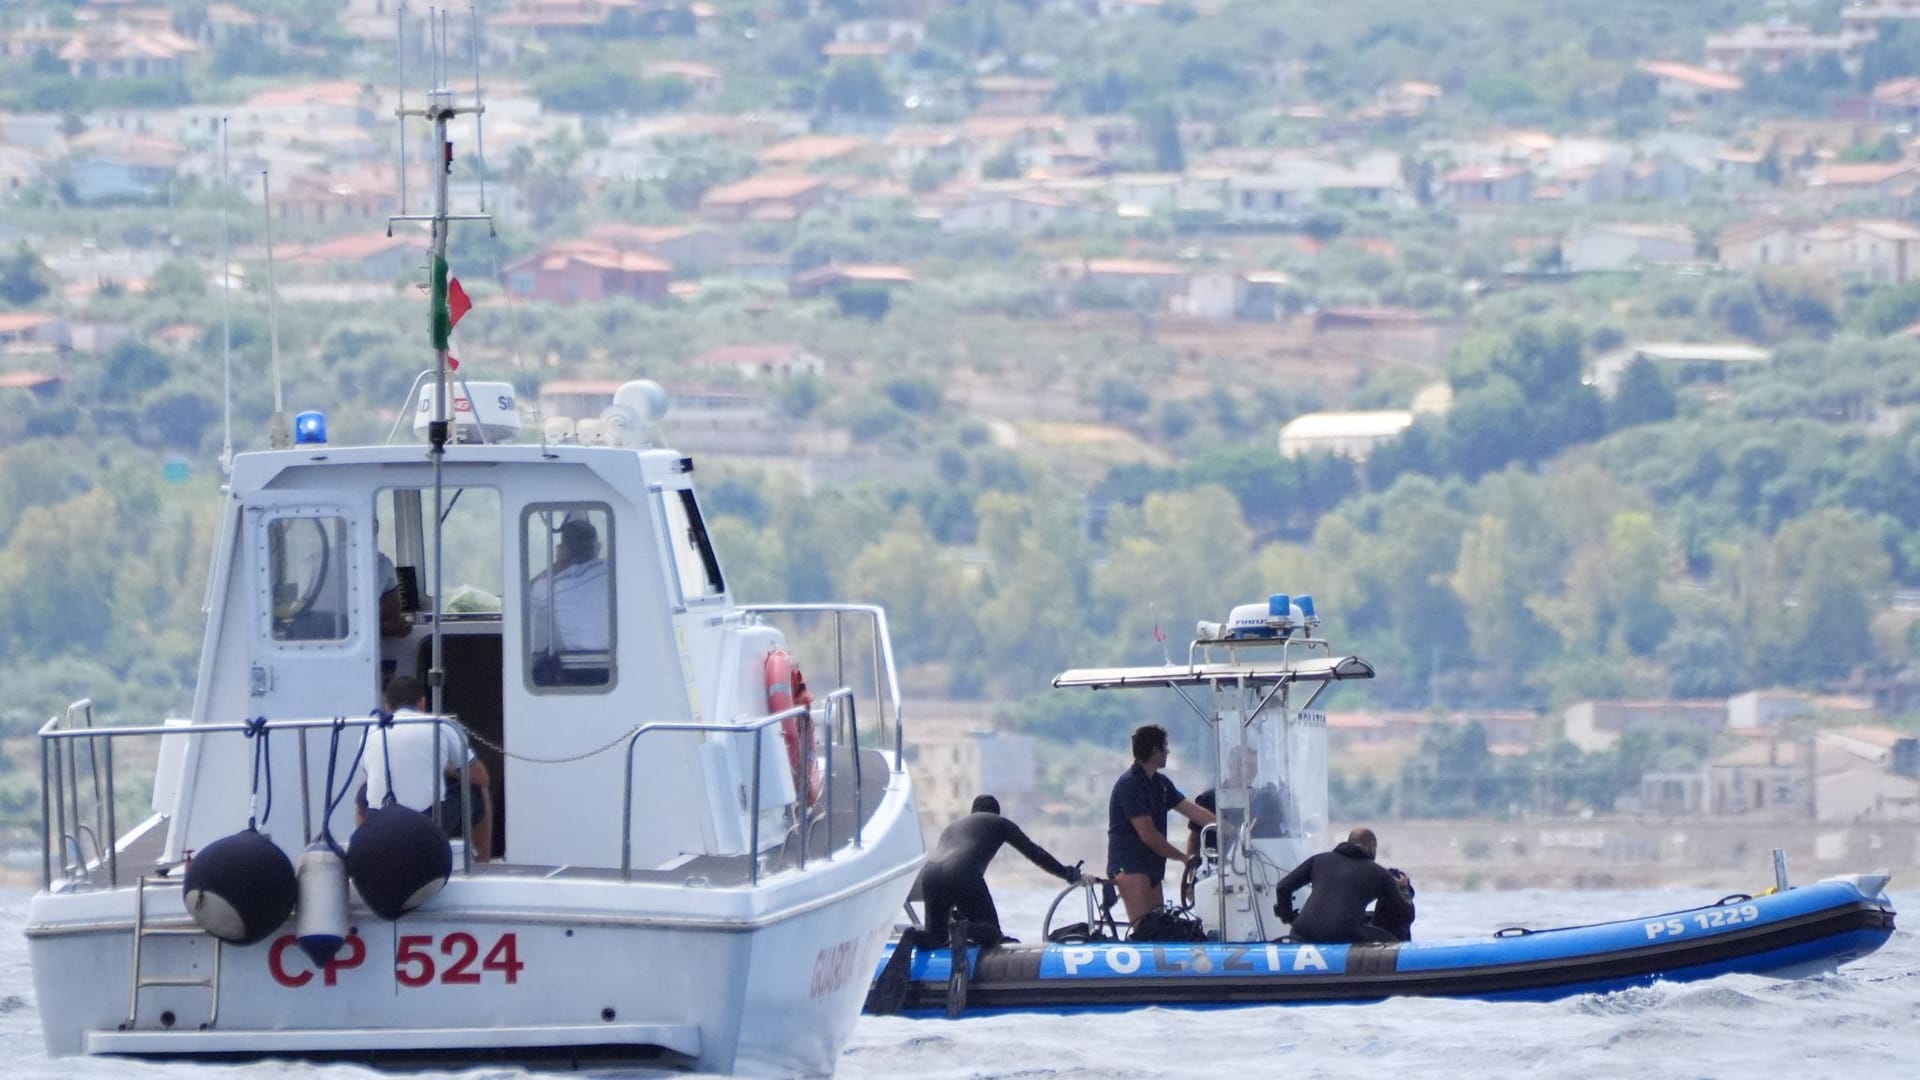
(919, 812, 1077, 941)
(1273, 841, 1417, 944)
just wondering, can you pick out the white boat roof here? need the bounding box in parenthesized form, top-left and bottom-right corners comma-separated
(1052, 654, 1374, 690)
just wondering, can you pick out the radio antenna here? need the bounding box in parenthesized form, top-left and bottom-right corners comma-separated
(261, 168, 287, 450)
(218, 117, 234, 474)
(391, 6, 489, 719)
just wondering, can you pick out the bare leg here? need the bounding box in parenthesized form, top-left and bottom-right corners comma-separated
(1114, 872, 1165, 924)
(471, 788, 494, 864)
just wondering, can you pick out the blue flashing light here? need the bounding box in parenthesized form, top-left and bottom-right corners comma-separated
(1295, 594, 1315, 619)
(294, 410, 328, 446)
(1269, 593, 1291, 618)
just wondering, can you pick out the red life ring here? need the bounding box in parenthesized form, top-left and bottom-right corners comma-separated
(766, 649, 822, 806)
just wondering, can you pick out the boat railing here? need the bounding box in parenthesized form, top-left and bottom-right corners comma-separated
(620, 686, 862, 885)
(1189, 633, 1333, 669)
(743, 603, 906, 771)
(36, 708, 475, 891)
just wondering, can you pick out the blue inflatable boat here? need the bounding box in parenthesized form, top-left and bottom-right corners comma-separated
(868, 596, 1899, 1018)
(868, 875, 1894, 1015)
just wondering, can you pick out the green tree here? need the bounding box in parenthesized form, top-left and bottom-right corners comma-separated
(1138, 103, 1185, 173)
(1609, 356, 1677, 430)
(820, 59, 894, 118)
(0, 243, 55, 305)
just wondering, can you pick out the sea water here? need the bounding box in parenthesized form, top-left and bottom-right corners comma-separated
(3, 885, 1914, 1079)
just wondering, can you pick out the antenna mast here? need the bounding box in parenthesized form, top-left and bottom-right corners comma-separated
(218, 118, 234, 474)
(261, 169, 287, 450)
(390, 1, 490, 717)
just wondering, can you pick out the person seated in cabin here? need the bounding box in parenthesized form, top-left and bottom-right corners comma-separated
(287, 516, 410, 640)
(1107, 724, 1216, 927)
(374, 515, 412, 640)
(1185, 744, 1289, 859)
(356, 676, 493, 862)
(1271, 826, 1415, 944)
(527, 517, 611, 685)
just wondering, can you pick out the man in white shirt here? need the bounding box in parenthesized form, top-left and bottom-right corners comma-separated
(528, 517, 611, 684)
(358, 676, 493, 861)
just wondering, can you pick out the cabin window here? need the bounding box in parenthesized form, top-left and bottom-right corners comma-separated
(661, 488, 725, 605)
(267, 514, 354, 642)
(522, 504, 614, 691)
(380, 486, 504, 618)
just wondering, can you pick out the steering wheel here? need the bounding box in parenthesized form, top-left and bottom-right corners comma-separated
(274, 519, 331, 623)
(1042, 875, 1121, 943)
(1179, 856, 1201, 910)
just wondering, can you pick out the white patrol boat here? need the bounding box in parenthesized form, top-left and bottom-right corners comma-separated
(26, 64, 923, 1077)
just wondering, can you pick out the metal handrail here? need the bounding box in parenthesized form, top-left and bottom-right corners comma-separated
(36, 710, 474, 890)
(619, 687, 855, 885)
(742, 604, 906, 771)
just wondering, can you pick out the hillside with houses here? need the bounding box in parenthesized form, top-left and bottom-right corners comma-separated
(7, 0, 1920, 835)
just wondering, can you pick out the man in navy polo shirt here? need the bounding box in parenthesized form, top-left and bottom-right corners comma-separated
(1107, 723, 1215, 925)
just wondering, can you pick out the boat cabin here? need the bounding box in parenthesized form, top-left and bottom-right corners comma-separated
(161, 404, 811, 874)
(1054, 594, 1374, 942)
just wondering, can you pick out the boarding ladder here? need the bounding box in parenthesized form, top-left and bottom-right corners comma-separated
(123, 873, 221, 1031)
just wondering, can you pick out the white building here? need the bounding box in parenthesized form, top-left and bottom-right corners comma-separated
(1277, 410, 1414, 460)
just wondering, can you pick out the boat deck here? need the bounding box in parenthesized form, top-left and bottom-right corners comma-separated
(69, 746, 893, 893)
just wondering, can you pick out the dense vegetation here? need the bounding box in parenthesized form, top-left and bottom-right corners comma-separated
(7, 1, 1920, 827)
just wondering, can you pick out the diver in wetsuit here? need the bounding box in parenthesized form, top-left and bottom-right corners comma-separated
(1272, 826, 1416, 944)
(867, 795, 1080, 1016)
(920, 794, 1081, 943)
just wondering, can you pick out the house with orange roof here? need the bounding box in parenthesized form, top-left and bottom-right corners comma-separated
(1637, 60, 1744, 108)
(1044, 257, 1189, 311)
(503, 241, 672, 305)
(275, 170, 392, 225)
(755, 135, 872, 170)
(57, 20, 199, 79)
(0, 370, 66, 398)
(64, 132, 186, 204)
(238, 81, 381, 129)
(697, 174, 829, 222)
(1437, 163, 1533, 207)
(687, 343, 825, 379)
(583, 222, 730, 274)
(972, 76, 1058, 117)
(0, 312, 66, 349)
(1804, 161, 1920, 210)
(789, 263, 913, 299)
(286, 232, 419, 279)
(1718, 217, 1920, 284)
(1868, 76, 1920, 121)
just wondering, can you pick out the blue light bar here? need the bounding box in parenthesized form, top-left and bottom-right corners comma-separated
(294, 410, 328, 446)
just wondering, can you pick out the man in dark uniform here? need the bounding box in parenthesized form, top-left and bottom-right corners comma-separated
(868, 795, 1079, 1016)
(1108, 724, 1215, 925)
(1272, 826, 1416, 944)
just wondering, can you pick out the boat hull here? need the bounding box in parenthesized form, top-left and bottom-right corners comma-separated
(29, 821, 919, 1076)
(869, 878, 1895, 1015)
